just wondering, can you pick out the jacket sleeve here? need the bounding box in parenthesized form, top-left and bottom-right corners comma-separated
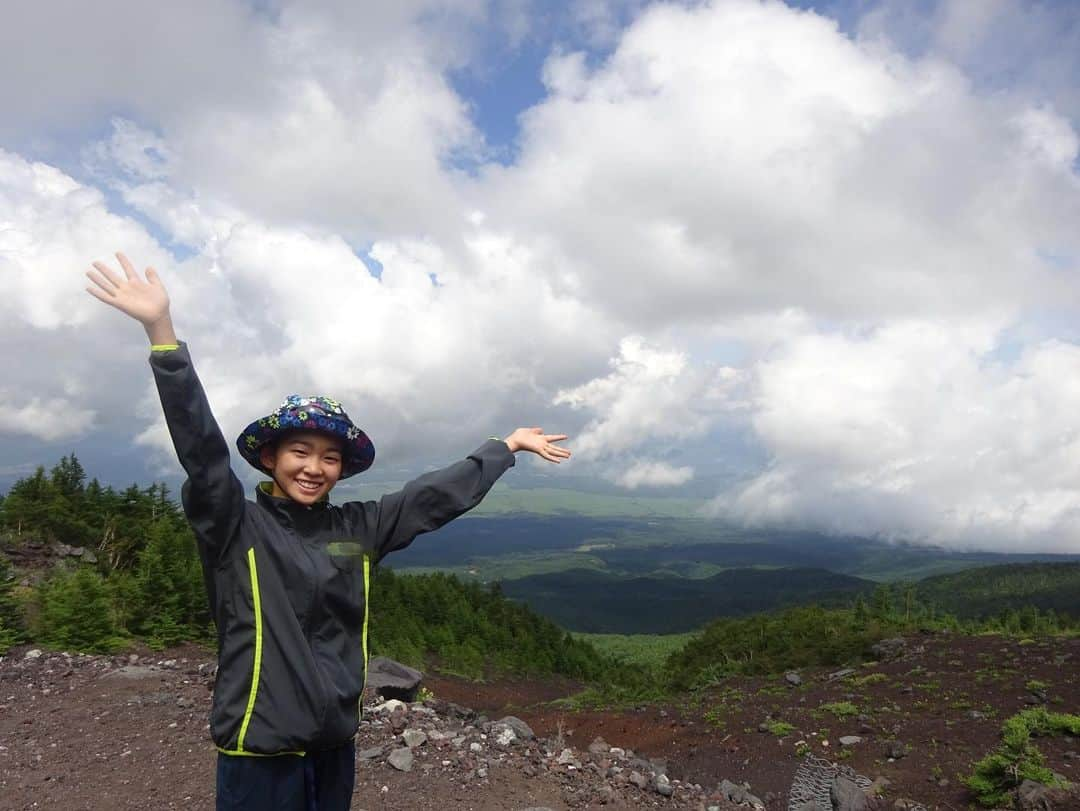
(149, 342, 246, 555)
(345, 439, 515, 563)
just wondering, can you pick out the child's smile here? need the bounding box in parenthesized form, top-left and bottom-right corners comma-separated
(260, 432, 344, 505)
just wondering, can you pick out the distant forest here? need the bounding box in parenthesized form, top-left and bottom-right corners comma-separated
(1, 455, 1076, 698)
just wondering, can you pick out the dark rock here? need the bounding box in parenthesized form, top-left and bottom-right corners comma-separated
(495, 716, 535, 741)
(367, 656, 424, 703)
(830, 775, 867, 811)
(425, 699, 474, 721)
(884, 741, 907, 759)
(1017, 779, 1056, 810)
(718, 779, 747, 804)
(871, 638, 907, 660)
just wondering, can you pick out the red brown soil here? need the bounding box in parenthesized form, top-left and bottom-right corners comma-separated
(2, 633, 1078, 810)
(428, 633, 1080, 810)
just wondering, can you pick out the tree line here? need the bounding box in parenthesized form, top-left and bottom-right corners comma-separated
(2, 456, 1074, 697)
(0, 456, 621, 683)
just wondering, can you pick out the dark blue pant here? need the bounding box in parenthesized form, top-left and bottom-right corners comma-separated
(216, 741, 356, 811)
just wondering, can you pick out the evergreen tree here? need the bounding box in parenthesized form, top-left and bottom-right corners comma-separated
(0, 553, 23, 653)
(49, 454, 87, 498)
(35, 567, 121, 653)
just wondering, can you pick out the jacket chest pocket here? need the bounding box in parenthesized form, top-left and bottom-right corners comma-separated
(323, 541, 369, 621)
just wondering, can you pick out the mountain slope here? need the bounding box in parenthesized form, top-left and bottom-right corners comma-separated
(499, 567, 875, 633)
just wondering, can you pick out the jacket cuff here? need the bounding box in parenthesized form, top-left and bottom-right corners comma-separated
(471, 438, 516, 469)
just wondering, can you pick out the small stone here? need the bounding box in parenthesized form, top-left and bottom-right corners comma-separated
(358, 746, 385, 760)
(387, 747, 414, 772)
(785, 672, 802, 686)
(608, 747, 625, 758)
(402, 728, 427, 748)
(839, 735, 862, 746)
(24, 650, 43, 660)
(884, 741, 906, 759)
(719, 779, 746, 804)
(655, 774, 673, 797)
(587, 736, 610, 754)
(372, 699, 407, 714)
(469, 742, 482, 753)
(556, 749, 580, 768)
(629, 770, 648, 789)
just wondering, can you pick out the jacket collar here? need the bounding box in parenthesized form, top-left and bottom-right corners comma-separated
(255, 481, 331, 519)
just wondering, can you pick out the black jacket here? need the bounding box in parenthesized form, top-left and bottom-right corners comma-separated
(150, 343, 515, 755)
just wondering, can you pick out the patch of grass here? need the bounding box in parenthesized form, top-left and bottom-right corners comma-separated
(964, 708, 1080, 807)
(816, 701, 859, 720)
(765, 720, 796, 737)
(703, 705, 728, 729)
(756, 684, 789, 696)
(847, 672, 888, 687)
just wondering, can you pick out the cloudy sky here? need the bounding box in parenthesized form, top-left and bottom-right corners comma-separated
(1, 0, 1078, 551)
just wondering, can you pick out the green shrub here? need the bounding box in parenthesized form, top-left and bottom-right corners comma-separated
(964, 708, 1080, 807)
(33, 567, 126, 653)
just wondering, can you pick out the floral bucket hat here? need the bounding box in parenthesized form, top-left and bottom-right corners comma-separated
(236, 395, 375, 479)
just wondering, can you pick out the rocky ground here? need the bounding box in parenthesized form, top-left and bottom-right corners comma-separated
(1, 633, 1078, 810)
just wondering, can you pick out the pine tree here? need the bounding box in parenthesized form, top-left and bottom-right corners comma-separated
(0, 553, 23, 653)
(35, 567, 120, 653)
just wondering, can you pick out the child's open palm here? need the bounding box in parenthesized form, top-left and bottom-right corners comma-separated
(86, 252, 170, 327)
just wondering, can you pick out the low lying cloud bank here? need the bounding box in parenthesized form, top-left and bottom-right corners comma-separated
(710, 322, 1080, 551)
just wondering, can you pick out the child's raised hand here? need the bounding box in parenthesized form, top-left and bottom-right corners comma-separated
(86, 252, 177, 345)
(503, 428, 572, 464)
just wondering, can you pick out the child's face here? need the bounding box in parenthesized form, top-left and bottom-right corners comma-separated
(260, 431, 344, 505)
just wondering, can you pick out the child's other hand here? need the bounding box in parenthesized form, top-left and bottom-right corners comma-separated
(86, 252, 176, 344)
(503, 428, 571, 464)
